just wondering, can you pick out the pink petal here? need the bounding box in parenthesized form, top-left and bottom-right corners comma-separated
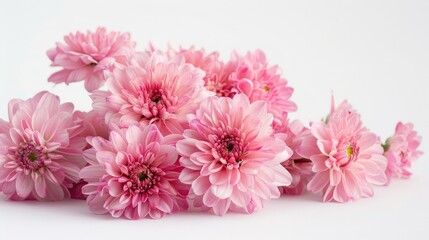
(230, 188, 251, 207)
(157, 195, 173, 213)
(179, 169, 199, 184)
(192, 176, 211, 195)
(85, 75, 105, 92)
(108, 180, 123, 197)
(176, 139, 199, 157)
(16, 174, 33, 198)
(34, 176, 47, 198)
(307, 172, 329, 193)
(79, 165, 105, 181)
(311, 154, 329, 172)
(212, 199, 230, 216)
(330, 169, 342, 186)
(236, 79, 253, 97)
(211, 183, 233, 199)
(45, 180, 65, 201)
(48, 70, 73, 83)
(240, 161, 261, 175)
(209, 169, 228, 185)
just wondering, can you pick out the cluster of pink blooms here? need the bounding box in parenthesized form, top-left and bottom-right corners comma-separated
(0, 27, 423, 219)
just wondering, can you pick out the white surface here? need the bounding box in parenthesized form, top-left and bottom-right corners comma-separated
(0, 0, 428, 239)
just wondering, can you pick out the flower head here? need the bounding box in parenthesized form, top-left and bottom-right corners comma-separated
(384, 122, 422, 183)
(47, 27, 136, 92)
(176, 93, 292, 215)
(230, 50, 297, 125)
(67, 110, 110, 199)
(174, 46, 236, 97)
(0, 91, 86, 201)
(80, 124, 188, 219)
(300, 100, 387, 202)
(91, 51, 211, 135)
(276, 120, 313, 195)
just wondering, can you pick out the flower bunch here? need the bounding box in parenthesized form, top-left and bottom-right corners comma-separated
(0, 27, 423, 219)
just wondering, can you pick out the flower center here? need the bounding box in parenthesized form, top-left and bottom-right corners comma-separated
(346, 146, 353, 158)
(151, 93, 162, 103)
(213, 132, 245, 168)
(137, 85, 176, 121)
(336, 142, 359, 167)
(263, 85, 270, 92)
(126, 161, 164, 194)
(205, 74, 234, 97)
(16, 142, 46, 171)
(138, 171, 148, 181)
(399, 151, 408, 163)
(226, 142, 235, 152)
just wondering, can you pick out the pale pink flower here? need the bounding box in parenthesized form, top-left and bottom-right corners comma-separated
(276, 119, 313, 195)
(0, 91, 86, 201)
(67, 110, 110, 199)
(384, 122, 423, 183)
(300, 101, 387, 202)
(75, 110, 110, 142)
(47, 27, 136, 92)
(80, 124, 188, 219)
(176, 93, 292, 216)
(230, 50, 297, 125)
(91, 51, 212, 135)
(175, 46, 236, 97)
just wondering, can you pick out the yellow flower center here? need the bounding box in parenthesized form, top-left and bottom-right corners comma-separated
(263, 85, 269, 92)
(346, 146, 353, 157)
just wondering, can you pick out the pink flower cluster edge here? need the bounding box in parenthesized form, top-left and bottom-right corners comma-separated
(0, 27, 423, 219)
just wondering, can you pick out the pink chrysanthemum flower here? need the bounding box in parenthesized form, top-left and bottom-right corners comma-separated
(0, 91, 86, 201)
(80, 124, 188, 219)
(47, 27, 136, 92)
(175, 46, 236, 97)
(384, 122, 423, 183)
(91, 51, 211, 135)
(176, 93, 292, 216)
(230, 50, 297, 125)
(276, 119, 313, 195)
(67, 110, 110, 199)
(300, 100, 387, 202)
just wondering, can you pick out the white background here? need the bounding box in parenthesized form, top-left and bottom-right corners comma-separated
(0, 0, 428, 239)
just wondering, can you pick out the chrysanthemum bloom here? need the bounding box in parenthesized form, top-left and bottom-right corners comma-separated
(300, 101, 387, 202)
(174, 46, 236, 97)
(67, 110, 110, 199)
(276, 119, 313, 195)
(91, 51, 211, 135)
(0, 91, 86, 201)
(384, 122, 422, 183)
(176, 93, 292, 216)
(47, 27, 136, 92)
(80, 124, 188, 219)
(230, 50, 297, 125)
